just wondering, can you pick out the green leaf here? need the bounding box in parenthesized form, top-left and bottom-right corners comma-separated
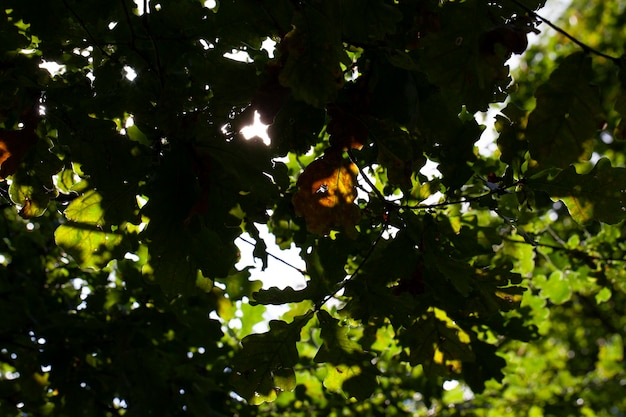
(365, 57, 421, 127)
(231, 313, 313, 404)
(217, 268, 263, 302)
(419, 1, 511, 111)
(314, 310, 366, 364)
(238, 302, 267, 339)
(399, 310, 475, 377)
(596, 334, 624, 379)
(55, 221, 126, 269)
(462, 339, 506, 393)
(273, 367, 297, 393)
(278, 5, 348, 107)
(340, 0, 402, 44)
(54, 190, 127, 268)
(540, 271, 572, 305)
(9, 175, 51, 218)
(314, 310, 378, 400)
(126, 124, 150, 146)
(496, 103, 530, 171)
(334, 366, 379, 401)
(526, 52, 603, 169)
(417, 91, 481, 189)
(267, 97, 326, 155)
(252, 285, 315, 306)
(372, 121, 425, 189)
(595, 287, 612, 304)
(8, 137, 62, 218)
(431, 256, 474, 296)
(528, 158, 626, 224)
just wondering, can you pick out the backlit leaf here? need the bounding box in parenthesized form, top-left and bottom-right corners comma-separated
(528, 158, 626, 224)
(314, 310, 378, 400)
(231, 313, 313, 403)
(54, 190, 127, 269)
(292, 150, 360, 237)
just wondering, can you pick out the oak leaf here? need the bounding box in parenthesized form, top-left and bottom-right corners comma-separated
(292, 151, 360, 237)
(0, 127, 38, 179)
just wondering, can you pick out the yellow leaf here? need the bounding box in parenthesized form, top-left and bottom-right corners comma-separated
(292, 151, 360, 237)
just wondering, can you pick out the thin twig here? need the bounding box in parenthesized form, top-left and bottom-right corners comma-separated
(237, 235, 307, 275)
(138, 5, 164, 85)
(402, 193, 490, 210)
(61, 0, 112, 58)
(546, 226, 567, 246)
(348, 149, 523, 211)
(315, 216, 389, 311)
(120, 0, 161, 77)
(347, 149, 392, 208)
(401, 181, 522, 210)
(508, 0, 620, 63)
(502, 237, 626, 263)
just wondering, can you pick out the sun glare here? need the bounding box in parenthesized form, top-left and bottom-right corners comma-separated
(240, 111, 271, 145)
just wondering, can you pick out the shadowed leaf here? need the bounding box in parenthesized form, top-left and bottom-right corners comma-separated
(528, 158, 626, 224)
(526, 52, 603, 169)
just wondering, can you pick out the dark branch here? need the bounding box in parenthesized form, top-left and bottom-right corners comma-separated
(61, 0, 112, 58)
(347, 149, 393, 209)
(237, 235, 307, 275)
(401, 181, 523, 210)
(502, 237, 626, 263)
(315, 215, 389, 311)
(348, 149, 523, 212)
(120, 0, 162, 79)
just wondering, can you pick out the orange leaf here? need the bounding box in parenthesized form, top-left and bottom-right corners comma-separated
(0, 126, 38, 180)
(292, 152, 360, 237)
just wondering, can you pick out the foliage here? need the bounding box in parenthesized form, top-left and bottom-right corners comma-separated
(1, 0, 626, 416)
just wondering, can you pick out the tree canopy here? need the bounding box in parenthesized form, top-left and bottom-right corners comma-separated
(1, 0, 626, 416)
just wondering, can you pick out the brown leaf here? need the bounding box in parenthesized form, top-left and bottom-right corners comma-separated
(0, 125, 38, 179)
(292, 151, 360, 237)
(327, 108, 367, 151)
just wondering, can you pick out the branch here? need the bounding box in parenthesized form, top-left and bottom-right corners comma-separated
(236, 235, 307, 275)
(120, 0, 162, 79)
(138, 8, 165, 85)
(401, 181, 522, 210)
(315, 215, 389, 311)
(348, 148, 523, 212)
(347, 149, 393, 210)
(508, 0, 620, 63)
(61, 0, 112, 58)
(502, 237, 626, 264)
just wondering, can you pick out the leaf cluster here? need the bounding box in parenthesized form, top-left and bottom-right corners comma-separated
(2, 0, 626, 416)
